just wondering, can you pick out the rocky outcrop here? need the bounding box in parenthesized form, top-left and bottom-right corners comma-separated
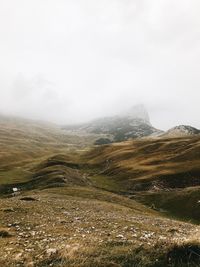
(162, 125, 200, 137)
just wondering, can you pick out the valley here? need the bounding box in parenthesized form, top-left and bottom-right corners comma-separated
(0, 114, 200, 267)
(1, 1, 200, 266)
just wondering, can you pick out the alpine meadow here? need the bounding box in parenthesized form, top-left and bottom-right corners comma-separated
(0, 1, 200, 267)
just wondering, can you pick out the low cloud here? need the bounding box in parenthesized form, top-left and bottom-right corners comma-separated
(0, 0, 199, 129)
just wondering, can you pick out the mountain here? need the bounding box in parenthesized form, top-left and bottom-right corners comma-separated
(1, 114, 200, 266)
(122, 104, 151, 125)
(64, 105, 162, 142)
(161, 125, 200, 138)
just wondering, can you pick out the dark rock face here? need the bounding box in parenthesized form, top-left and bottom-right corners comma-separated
(94, 138, 112, 145)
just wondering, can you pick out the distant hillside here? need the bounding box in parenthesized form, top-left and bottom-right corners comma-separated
(161, 125, 200, 138)
(85, 135, 200, 221)
(0, 114, 101, 186)
(86, 136, 200, 192)
(63, 105, 162, 142)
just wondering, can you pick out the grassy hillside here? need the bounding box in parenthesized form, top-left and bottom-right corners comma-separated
(1, 117, 200, 266)
(0, 115, 101, 185)
(136, 186, 200, 223)
(1, 186, 200, 267)
(85, 136, 200, 222)
(86, 136, 200, 191)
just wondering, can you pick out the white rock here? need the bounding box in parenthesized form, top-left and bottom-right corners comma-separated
(46, 248, 57, 256)
(116, 234, 124, 239)
(13, 188, 18, 192)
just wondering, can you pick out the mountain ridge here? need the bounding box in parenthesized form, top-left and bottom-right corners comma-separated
(161, 125, 200, 138)
(63, 105, 162, 142)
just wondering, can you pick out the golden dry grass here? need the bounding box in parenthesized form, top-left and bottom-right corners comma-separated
(86, 136, 200, 191)
(1, 187, 200, 267)
(1, 117, 200, 266)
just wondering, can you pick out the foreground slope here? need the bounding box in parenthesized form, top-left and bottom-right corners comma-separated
(1, 187, 200, 267)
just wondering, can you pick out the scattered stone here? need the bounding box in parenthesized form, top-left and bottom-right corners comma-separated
(20, 197, 38, 201)
(116, 234, 124, 239)
(167, 228, 178, 234)
(12, 188, 21, 197)
(46, 248, 58, 256)
(26, 262, 34, 267)
(14, 252, 23, 261)
(0, 229, 12, 238)
(2, 208, 15, 213)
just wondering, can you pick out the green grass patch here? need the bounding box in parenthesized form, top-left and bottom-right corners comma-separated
(0, 168, 31, 184)
(89, 174, 122, 192)
(137, 187, 200, 223)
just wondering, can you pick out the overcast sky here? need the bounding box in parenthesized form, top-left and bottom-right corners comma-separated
(0, 0, 200, 130)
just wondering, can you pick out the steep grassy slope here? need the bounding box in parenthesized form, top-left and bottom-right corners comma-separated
(85, 136, 200, 222)
(86, 136, 200, 191)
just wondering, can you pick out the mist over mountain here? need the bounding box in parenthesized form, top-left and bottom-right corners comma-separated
(1, 1, 200, 266)
(121, 104, 151, 125)
(64, 105, 162, 142)
(0, 1, 200, 129)
(63, 104, 200, 143)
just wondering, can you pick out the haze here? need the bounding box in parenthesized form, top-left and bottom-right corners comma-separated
(0, 0, 200, 130)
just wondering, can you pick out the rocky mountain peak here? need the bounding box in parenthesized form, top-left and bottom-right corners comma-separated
(123, 104, 151, 125)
